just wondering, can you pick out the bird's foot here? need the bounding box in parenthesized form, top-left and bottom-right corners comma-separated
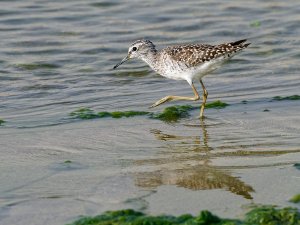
(149, 96, 172, 108)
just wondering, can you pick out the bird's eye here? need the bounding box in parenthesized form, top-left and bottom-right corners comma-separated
(132, 47, 137, 51)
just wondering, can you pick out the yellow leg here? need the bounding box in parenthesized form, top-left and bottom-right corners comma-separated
(199, 79, 208, 118)
(150, 83, 200, 108)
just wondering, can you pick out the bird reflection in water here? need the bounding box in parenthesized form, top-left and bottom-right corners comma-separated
(133, 119, 254, 200)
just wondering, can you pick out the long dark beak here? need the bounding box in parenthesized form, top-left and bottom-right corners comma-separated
(113, 55, 130, 69)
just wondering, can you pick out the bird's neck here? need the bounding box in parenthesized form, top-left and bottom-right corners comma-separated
(140, 50, 159, 72)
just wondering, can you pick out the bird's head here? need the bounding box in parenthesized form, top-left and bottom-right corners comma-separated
(113, 39, 156, 69)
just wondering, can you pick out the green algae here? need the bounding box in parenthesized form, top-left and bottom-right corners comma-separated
(90, 2, 119, 7)
(70, 108, 150, 120)
(150, 105, 195, 122)
(109, 111, 150, 118)
(70, 105, 193, 122)
(290, 194, 300, 204)
(149, 102, 229, 122)
(250, 20, 261, 28)
(245, 206, 300, 225)
(70, 108, 99, 119)
(15, 63, 60, 70)
(67, 206, 300, 225)
(0, 119, 5, 126)
(59, 31, 80, 36)
(70, 101, 229, 122)
(273, 95, 300, 101)
(67, 209, 233, 225)
(205, 100, 229, 109)
(294, 163, 300, 170)
(64, 160, 72, 164)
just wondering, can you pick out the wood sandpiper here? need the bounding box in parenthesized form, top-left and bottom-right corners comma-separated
(113, 39, 250, 118)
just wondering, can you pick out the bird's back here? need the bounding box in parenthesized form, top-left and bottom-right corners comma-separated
(155, 40, 250, 82)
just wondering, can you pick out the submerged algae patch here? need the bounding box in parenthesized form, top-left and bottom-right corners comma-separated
(67, 206, 300, 225)
(245, 206, 300, 225)
(150, 105, 195, 122)
(273, 95, 300, 101)
(108, 111, 150, 118)
(70, 108, 150, 120)
(70, 106, 193, 122)
(0, 119, 5, 126)
(205, 100, 229, 109)
(289, 194, 300, 204)
(294, 163, 300, 170)
(250, 20, 261, 28)
(70, 108, 99, 119)
(70, 101, 229, 122)
(90, 2, 119, 8)
(67, 209, 231, 225)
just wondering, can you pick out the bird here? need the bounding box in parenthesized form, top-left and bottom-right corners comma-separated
(113, 39, 250, 118)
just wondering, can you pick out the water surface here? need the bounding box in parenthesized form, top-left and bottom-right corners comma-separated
(0, 0, 300, 224)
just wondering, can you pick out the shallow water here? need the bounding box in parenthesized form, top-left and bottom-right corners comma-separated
(0, 0, 300, 224)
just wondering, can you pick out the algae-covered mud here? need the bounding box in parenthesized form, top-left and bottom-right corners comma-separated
(150, 105, 195, 122)
(68, 206, 300, 225)
(290, 195, 300, 204)
(0, 1, 300, 225)
(272, 95, 300, 101)
(69, 105, 197, 122)
(70, 107, 150, 119)
(70, 102, 228, 122)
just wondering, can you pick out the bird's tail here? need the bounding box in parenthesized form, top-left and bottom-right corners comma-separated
(230, 39, 251, 48)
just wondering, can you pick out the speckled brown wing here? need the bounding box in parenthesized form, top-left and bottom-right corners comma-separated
(165, 40, 250, 68)
(163, 44, 213, 68)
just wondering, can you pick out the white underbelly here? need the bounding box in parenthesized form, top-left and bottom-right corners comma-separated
(161, 58, 226, 81)
(189, 57, 228, 83)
